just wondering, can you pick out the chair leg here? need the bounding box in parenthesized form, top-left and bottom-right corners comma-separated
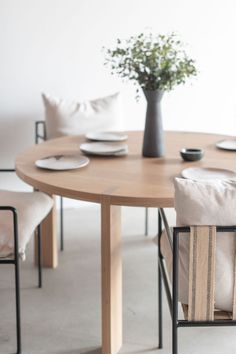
(14, 248, 21, 353)
(172, 322, 178, 354)
(158, 209, 163, 348)
(60, 196, 64, 251)
(145, 207, 149, 236)
(11, 208, 22, 354)
(158, 261, 163, 348)
(37, 224, 42, 288)
(172, 230, 179, 354)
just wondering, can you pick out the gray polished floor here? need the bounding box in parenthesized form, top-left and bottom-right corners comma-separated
(0, 205, 235, 354)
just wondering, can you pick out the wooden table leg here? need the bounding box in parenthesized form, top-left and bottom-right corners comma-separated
(101, 201, 122, 354)
(35, 195, 58, 268)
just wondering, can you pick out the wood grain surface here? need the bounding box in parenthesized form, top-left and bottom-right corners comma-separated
(15, 131, 236, 208)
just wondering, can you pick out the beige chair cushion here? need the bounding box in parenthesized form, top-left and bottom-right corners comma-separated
(42, 92, 123, 139)
(174, 177, 236, 226)
(172, 177, 236, 312)
(0, 190, 53, 260)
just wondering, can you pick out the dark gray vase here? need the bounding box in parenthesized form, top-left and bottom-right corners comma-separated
(142, 89, 165, 157)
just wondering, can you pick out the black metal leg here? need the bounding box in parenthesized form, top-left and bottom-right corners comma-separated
(15, 258, 21, 354)
(60, 197, 64, 251)
(158, 262, 163, 348)
(158, 209, 163, 348)
(172, 323, 178, 354)
(172, 229, 179, 354)
(15, 259, 21, 354)
(12, 210, 21, 354)
(145, 207, 149, 236)
(37, 224, 42, 288)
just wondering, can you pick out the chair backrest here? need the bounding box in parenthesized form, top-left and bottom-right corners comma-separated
(173, 177, 236, 317)
(36, 92, 123, 142)
(173, 225, 236, 322)
(41, 92, 123, 140)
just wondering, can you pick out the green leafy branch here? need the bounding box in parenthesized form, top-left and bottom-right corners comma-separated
(103, 32, 197, 98)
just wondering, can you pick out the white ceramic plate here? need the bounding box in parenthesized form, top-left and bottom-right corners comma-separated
(35, 154, 90, 170)
(86, 131, 128, 142)
(181, 167, 236, 180)
(216, 139, 236, 151)
(80, 142, 128, 156)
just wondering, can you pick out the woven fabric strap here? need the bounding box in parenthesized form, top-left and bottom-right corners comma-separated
(188, 226, 216, 321)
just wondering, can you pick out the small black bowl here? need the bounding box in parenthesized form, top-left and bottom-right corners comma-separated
(180, 148, 204, 162)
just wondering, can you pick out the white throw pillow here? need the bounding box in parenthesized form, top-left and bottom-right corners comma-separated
(42, 92, 123, 139)
(174, 177, 236, 312)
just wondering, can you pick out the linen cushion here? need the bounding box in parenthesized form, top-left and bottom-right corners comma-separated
(0, 190, 53, 260)
(42, 92, 123, 139)
(173, 177, 236, 312)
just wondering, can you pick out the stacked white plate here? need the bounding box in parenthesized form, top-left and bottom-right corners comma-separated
(86, 131, 128, 142)
(82, 131, 128, 156)
(80, 142, 128, 156)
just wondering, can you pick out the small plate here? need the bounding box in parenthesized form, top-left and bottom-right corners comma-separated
(35, 154, 90, 170)
(86, 131, 128, 142)
(80, 142, 128, 156)
(216, 139, 236, 151)
(181, 167, 236, 180)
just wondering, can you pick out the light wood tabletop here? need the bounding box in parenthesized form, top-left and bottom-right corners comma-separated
(15, 130, 236, 354)
(15, 131, 236, 206)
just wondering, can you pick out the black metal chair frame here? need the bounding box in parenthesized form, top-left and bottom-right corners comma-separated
(157, 207, 236, 354)
(0, 169, 42, 354)
(35, 121, 64, 250)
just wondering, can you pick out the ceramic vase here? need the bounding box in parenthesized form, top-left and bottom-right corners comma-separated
(142, 89, 165, 157)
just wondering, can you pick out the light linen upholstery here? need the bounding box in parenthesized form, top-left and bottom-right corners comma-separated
(42, 92, 123, 140)
(0, 190, 53, 260)
(173, 177, 236, 312)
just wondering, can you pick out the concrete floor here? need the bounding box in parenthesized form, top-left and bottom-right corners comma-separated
(0, 205, 235, 354)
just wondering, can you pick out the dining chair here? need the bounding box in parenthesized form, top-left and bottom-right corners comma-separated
(157, 177, 236, 354)
(0, 170, 53, 354)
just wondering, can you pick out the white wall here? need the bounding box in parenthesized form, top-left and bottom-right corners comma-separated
(1, 0, 236, 192)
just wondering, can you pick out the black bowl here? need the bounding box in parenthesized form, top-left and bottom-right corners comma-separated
(180, 148, 204, 162)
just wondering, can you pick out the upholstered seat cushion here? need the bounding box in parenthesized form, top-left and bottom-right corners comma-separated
(42, 92, 123, 139)
(170, 178, 236, 312)
(0, 190, 53, 260)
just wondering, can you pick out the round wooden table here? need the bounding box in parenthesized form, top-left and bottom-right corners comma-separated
(15, 131, 236, 354)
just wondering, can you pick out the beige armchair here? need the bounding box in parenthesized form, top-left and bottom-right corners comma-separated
(0, 184, 53, 354)
(157, 177, 236, 354)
